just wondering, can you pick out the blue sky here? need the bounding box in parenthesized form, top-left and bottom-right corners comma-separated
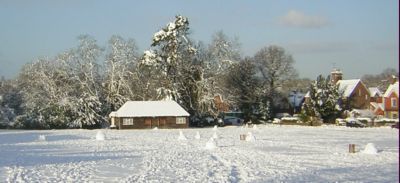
(0, 0, 398, 79)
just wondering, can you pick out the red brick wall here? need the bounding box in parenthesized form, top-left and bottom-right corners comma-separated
(348, 83, 370, 109)
(384, 93, 398, 112)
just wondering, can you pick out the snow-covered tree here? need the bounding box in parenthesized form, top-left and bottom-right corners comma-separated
(16, 35, 107, 129)
(205, 31, 242, 108)
(257, 99, 272, 121)
(301, 75, 343, 123)
(16, 57, 72, 129)
(103, 35, 139, 112)
(0, 79, 22, 127)
(67, 35, 105, 128)
(141, 15, 217, 118)
(362, 68, 399, 91)
(207, 31, 241, 73)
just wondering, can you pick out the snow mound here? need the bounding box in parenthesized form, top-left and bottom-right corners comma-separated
(362, 143, 378, 154)
(153, 127, 159, 130)
(205, 138, 217, 150)
(195, 131, 201, 139)
(38, 135, 46, 141)
(213, 125, 218, 131)
(246, 132, 256, 142)
(178, 131, 187, 141)
(212, 132, 218, 139)
(96, 131, 106, 141)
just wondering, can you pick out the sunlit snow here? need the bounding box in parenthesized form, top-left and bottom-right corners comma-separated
(0, 125, 398, 182)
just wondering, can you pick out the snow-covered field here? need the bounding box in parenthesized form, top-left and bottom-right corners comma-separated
(0, 125, 398, 182)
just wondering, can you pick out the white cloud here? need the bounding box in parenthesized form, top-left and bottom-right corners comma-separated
(280, 10, 329, 28)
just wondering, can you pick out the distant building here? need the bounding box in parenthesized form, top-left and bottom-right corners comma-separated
(369, 87, 384, 116)
(304, 69, 371, 111)
(329, 69, 370, 109)
(383, 81, 399, 119)
(337, 79, 370, 109)
(369, 87, 383, 103)
(109, 101, 190, 129)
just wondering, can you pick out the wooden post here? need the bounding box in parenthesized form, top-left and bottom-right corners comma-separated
(240, 134, 246, 140)
(349, 144, 356, 153)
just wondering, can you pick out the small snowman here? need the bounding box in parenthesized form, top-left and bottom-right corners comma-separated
(245, 132, 256, 142)
(205, 138, 217, 150)
(178, 130, 187, 141)
(96, 131, 106, 141)
(195, 131, 201, 139)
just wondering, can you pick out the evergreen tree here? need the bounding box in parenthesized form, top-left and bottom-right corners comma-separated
(103, 35, 139, 113)
(141, 15, 217, 119)
(301, 75, 343, 123)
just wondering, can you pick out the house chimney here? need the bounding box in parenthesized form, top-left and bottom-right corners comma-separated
(389, 75, 398, 84)
(331, 69, 343, 84)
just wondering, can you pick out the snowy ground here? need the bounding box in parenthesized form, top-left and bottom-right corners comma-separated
(0, 125, 398, 182)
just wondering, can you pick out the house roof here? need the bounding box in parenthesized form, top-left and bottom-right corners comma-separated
(110, 101, 190, 117)
(368, 87, 382, 97)
(337, 79, 367, 97)
(370, 102, 384, 111)
(383, 81, 399, 98)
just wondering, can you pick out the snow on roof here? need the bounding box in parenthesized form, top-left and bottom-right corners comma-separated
(109, 111, 118, 118)
(351, 109, 375, 118)
(304, 91, 310, 98)
(368, 87, 382, 97)
(383, 81, 399, 98)
(370, 102, 384, 111)
(112, 101, 189, 117)
(337, 79, 363, 97)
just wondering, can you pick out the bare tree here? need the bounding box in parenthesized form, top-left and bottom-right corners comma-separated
(225, 58, 261, 121)
(254, 45, 297, 115)
(103, 35, 139, 112)
(206, 31, 242, 106)
(362, 68, 399, 91)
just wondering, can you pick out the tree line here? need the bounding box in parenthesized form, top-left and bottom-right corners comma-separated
(0, 15, 396, 129)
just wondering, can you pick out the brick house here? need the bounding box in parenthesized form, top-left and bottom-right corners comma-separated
(303, 69, 370, 110)
(369, 87, 384, 116)
(329, 69, 370, 110)
(383, 81, 399, 119)
(109, 101, 190, 129)
(337, 79, 370, 109)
